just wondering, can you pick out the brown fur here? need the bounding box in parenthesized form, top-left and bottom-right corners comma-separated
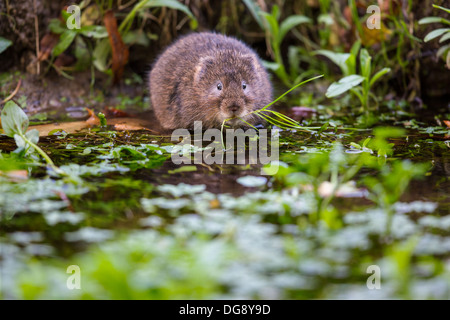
(149, 32, 273, 130)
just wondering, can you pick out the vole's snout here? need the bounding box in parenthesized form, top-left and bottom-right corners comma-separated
(228, 104, 241, 114)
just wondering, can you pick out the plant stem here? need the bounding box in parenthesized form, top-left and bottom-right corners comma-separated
(119, 0, 148, 34)
(273, 44, 291, 87)
(18, 132, 64, 175)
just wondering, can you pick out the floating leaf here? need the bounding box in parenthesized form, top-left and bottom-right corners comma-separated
(168, 166, 197, 174)
(237, 176, 268, 187)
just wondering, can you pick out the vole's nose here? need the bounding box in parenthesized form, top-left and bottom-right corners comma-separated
(228, 104, 240, 113)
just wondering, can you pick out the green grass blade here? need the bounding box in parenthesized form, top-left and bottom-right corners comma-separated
(260, 75, 324, 111)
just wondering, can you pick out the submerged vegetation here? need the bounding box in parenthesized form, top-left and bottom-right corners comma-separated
(0, 0, 449, 300)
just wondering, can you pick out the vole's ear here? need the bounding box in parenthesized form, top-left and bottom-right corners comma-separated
(240, 54, 263, 75)
(194, 56, 215, 83)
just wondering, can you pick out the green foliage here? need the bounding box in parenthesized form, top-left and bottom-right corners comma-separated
(120, 0, 198, 33)
(243, 2, 311, 86)
(419, 4, 450, 68)
(1, 101, 60, 172)
(1, 2, 450, 301)
(319, 43, 390, 118)
(48, 1, 197, 77)
(97, 112, 107, 127)
(222, 75, 324, 135)
(98, 144, 169, 170)
(0, 116, 447, 299)
(0, 36, 13, 54)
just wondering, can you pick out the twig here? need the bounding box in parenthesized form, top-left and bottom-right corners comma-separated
(33, 0, 40, 75)
(1, 79, 22, 104)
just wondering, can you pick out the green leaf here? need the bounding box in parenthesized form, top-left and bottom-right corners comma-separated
(318, 13, 334, 25)
(52, 30, 77, 57)
(14, 129, 40, 154)
(61, 8, 72, 23)
(1, 101, 29, 137)
(359, 49, 371, 79)
(13, 134, 26, 150)
(0, 36, 13, 54)
(424, 28, 450, 42)
(362, 137, 371, 148)
(98, 112, 107, 127)
(315, 50, 350, 75)
(278, 15, 311, 44)
(123, 30, 150, 46)
(25, 129, 40, 144)
(288, 46, 300, 78)
(260, 11, 279, 39)
(439, 31, 450, 43)
(242, 0, 265, 30)
(92, 38, 111, 72)
(48, 19, 66, 34)
(79, 25, 108, 38)
(418, 17, 450, 25)
(261, 60, 281, 72)
(347, 40, 361, 75)
(369, 68, 391, 87)
(143, 0, 198, 29)
(237, 176, 267, 187)
(73, 37, 90, 71)
(271, 4, 280, 21)
(168, 165, 197, 174)
(436, 44, 450, 58)
(325, 75, 365, 98)
(318, 122, 329, 134)
(433, 4, 450, 14)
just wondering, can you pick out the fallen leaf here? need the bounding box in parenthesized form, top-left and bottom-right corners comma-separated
(30, 121, 90, 136)
(54, 53, 76, 68)
(360, 21, 392, 47)
(444, 120, 450, 129)
(37, 33, 60, 62)
(104, 106, 131, 117)
(81, 4, 101, 26)
(85, 107, 100, 126)
(0, 170, 28, 182)
(29, 117, 157, 136)
(113, 123, 146, 131)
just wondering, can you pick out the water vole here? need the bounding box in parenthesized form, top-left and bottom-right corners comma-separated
(149, 32, 273, 129)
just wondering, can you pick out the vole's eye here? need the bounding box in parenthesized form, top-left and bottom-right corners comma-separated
(242, 82, 247, 90)
(217, 83, 223, 91)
